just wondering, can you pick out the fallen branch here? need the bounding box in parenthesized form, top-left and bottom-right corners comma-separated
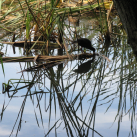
(1, 41, 60, 49)
(0, 53, 96, 63)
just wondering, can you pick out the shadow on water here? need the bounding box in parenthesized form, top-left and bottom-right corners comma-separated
(0, 4, 137, 137)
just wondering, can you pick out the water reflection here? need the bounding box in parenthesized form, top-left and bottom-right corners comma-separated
(73, 58, 95, 74)
(0, 9, 137, 137)
(1, 41, 135, 137)
(1, 55, 102, 137)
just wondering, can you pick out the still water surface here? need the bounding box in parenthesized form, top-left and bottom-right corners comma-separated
(0, 15, 136, 137)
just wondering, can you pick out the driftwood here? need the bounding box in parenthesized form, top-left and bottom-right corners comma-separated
(1, 41, 60, 49)
(0, 53, 111, 72)
(0, 53, 96, 63)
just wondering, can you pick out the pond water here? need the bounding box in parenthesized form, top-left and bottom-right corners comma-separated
(0, 11, 136, 137)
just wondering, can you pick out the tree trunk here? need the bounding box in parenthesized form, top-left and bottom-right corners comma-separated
(113, 0, 137, 59)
